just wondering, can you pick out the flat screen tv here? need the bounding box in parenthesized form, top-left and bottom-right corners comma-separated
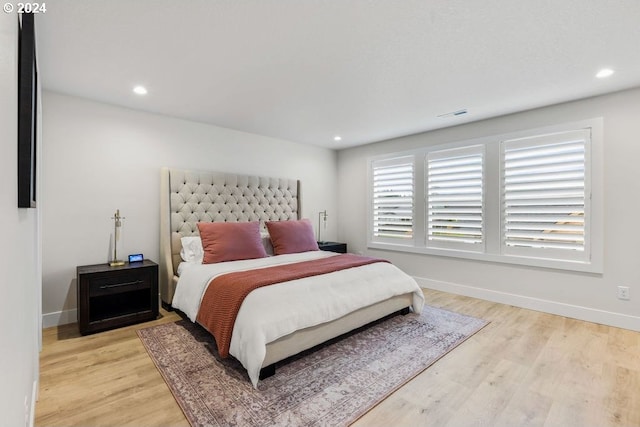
(18, 13, 37, 208)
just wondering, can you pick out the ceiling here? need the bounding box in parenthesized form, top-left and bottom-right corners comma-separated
(35, 0, 640, 149)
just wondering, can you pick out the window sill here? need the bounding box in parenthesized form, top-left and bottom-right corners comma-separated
(367, 241, 602, 274)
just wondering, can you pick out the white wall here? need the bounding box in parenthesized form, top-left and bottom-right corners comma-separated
(41, 92, 338, 325)
(0, 14, 41, 427)
(338, 88, 640, 331)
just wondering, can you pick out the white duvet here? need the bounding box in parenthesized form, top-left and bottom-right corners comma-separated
(172, 250, 424, 387)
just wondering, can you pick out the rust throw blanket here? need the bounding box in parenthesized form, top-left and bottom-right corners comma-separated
(196, 254, 389, 358)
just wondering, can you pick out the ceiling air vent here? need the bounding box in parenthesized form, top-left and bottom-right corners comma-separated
(437, 109, 468, 118)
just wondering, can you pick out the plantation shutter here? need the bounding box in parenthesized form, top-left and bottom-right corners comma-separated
(372, 156, 414, 241)
(427, 146, 484, 249)
(502, 129, 589, 255)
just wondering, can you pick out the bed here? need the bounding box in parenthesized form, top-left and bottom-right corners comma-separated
(159, 167, 424, 386)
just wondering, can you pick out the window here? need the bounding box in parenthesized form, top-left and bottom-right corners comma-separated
(371, 156, 414, 243)
(368, 119, 602, 273)
(501, 130, 589, 261)
(427, 145, 484, 251)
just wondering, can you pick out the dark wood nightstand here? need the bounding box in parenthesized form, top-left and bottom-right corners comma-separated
(77, 260, 159, 335)
(318, 241, 347, 253)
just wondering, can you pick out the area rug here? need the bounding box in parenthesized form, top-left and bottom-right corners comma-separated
(137, 305, 488, 427)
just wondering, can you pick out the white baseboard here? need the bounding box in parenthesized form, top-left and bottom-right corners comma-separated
(416, 276, 640, 332)
(29, 379, 37, 427)
(42, 308, 77, 328)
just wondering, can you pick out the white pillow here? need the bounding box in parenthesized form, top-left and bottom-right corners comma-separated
(180, 236, 204, 264)
(261, 231, 274, 256)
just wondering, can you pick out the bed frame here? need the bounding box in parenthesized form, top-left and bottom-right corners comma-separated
(159, 167, 412, 375)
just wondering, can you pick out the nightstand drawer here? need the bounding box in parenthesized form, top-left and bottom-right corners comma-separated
(88, 271, 151, 297)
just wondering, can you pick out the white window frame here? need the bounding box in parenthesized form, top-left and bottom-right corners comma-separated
(426, 145, 485, 253)
(500, 130, 590, 262)
(367, 118, 603, 273)
(368, 154, 417, 247)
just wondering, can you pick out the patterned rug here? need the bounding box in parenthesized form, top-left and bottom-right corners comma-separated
(138, 305, 488, 427)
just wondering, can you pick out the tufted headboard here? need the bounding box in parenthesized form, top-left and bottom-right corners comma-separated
(159, 167, 301, 306)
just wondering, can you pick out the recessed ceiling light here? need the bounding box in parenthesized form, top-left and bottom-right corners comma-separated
(334, 136, 342, 142)
(133, 85, 148, 95)
(595, 68, 614, 79)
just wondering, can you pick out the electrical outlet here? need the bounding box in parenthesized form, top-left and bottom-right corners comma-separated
(617, 286, 630, 300)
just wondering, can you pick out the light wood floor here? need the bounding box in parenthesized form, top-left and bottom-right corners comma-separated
(35, 289, 640, 427)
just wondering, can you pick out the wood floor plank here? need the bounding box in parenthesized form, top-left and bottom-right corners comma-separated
(36, 289, 640, 427)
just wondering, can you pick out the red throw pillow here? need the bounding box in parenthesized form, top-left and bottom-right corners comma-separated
(197, 221, 267, 264)
(266, 219, 319, 255)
